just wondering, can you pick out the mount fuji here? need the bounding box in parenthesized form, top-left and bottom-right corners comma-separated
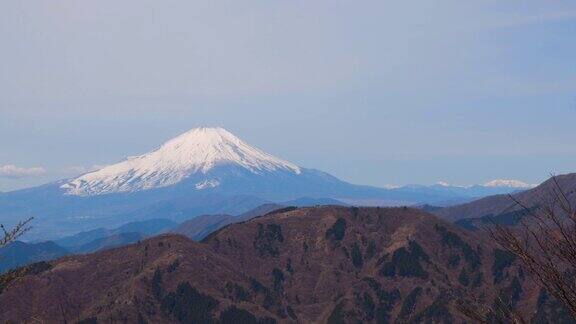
(61, 128, 303, 196)
(0, 127, 531, 240)
(55, 127, 412, 203)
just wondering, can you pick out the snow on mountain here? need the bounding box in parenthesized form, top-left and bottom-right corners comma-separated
(395, 179, 537, 204)
(434, 181, 467, 188)
(61, 127, 301, 196)
(483, 179, 536, 189)
(424, 179, 536, 189)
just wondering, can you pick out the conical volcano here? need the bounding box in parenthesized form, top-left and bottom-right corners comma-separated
(62, 127, 301, 196)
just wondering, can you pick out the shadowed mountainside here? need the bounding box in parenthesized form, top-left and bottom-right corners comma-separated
(0, 207, 569, 323)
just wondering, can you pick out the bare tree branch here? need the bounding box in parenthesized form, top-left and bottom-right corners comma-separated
(488, 175, 576, 319)
(0, 217, 33, 248)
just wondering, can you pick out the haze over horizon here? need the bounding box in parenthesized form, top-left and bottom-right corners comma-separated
(1, 1, 576, 191)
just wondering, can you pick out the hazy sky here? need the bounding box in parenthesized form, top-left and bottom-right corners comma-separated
(1, 1, 575, 191)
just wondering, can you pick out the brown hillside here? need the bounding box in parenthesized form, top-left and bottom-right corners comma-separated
(0, 207, 567, 323)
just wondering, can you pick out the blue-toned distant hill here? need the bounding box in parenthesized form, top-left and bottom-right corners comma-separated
(0, 127, 533, 241)
(0, 204, 288, 272)
(55, 218, 177, 252)
(0, 219, 179, 273)
(73, 232, 145, 254)
(0, 241, 68, 273)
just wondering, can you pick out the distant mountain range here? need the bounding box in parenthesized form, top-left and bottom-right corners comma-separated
(390, 180, 535, 206)
(0, 206, 567, 323)
(434, 173, 576, 230)
(0, 127, 535, 241)
(55, 218, 178, 253)
(0, 203, 292, 273)
(0, 218, 180, 273)
(436, 173, 576, 221)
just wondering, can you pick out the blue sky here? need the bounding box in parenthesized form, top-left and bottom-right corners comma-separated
(1, 1, 575, 191)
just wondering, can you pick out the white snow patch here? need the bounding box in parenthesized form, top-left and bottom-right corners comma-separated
(483, 179, 537, 188)
(195, 179, 220, 190)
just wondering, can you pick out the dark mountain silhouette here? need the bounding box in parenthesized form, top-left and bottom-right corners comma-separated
(0, 207, 567, 323)
(174, 214, 234, 241)
(75, 232, 145, 254)
(234, 203, 286, 221)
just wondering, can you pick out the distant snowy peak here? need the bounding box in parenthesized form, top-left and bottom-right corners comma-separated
(435, 181, 456, 187)
(61, 127, 301, 196)
(483, 179, 536, 189)
(429, 179, 537, 189)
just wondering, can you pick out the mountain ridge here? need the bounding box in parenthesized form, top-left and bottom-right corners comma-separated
(0, 206, 566, 323)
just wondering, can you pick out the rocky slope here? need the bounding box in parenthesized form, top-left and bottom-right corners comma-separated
(0, 207, 568, 323)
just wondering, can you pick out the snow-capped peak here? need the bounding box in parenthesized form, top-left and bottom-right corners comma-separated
(61, 127, 301, 196)
(483, 179, 536, 189)
(427, 179, 537, 189)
